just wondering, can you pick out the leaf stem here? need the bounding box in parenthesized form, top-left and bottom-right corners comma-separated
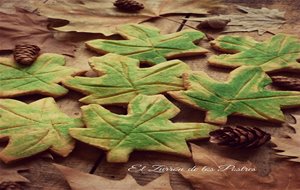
(158, 16, 199, 31)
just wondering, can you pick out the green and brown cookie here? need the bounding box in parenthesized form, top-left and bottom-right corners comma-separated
(70, 94, 217, 163)
(169, 66, 300, 124)
(85, 24, 208, 65)
(0, 53, 82, 98)
(63, 53, 190, 105)
(0, 98, 83, 163)
(209, 34, 300, 72)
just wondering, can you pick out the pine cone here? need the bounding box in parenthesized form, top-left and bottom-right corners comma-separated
(197, 18, 231, 30)
(271, 76, 300, 91)
(209, 126, 271, 148)
(0, 182, 23, 190)
(114, 0, 144, 12)
(14, 44, 40, 65)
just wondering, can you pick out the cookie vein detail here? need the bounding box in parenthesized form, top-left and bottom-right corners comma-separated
(0, 53, 81, 97)
(209, 34, 300, 72)
(169, 66, 300, 124)
(85, 24, 208, 65)
(0, 98, 84, 163)
(63, 53, 190, 105)
(70, 94, 217, 163)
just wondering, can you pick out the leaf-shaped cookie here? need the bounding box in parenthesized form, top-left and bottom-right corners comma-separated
(70, 94, 217, 163)
(169, 66, 300, 124)
(63, 53, 189, 105)
(54, 164, 172, 190)
(209, 34, 300, 72)
(0, 53, 82, 98)
(0, 98, 83, 163)
(86, 24, 208, 65)
(272, 114, 300, 163)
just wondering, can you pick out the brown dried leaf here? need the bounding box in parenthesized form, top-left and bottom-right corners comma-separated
(271, 76, 300, 91)
(0, 0, 37, 13)
(0, 9, 75, 56)
(188, 5, 286, 35)
(180, 144, 300, 190)
(36, 0, 225, 35)
(272, 114, 300, 162)
(0, 167, 29, 183)
(54, 164, 172, 190)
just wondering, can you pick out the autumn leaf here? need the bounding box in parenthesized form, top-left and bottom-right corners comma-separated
(54, 164, 172, 190)
(168, 66, 300, 124)
(0, 53, 82, 98)
(271, 75, 300, 91)
(63, 53, 190, 105)
(180, 144, 300, 190)
(187, 5, 285, 35)
(70, 94, 217, 163)
(0, 98, 84, 163)
(208, 34, 300, 73)
(0, 9, 75, 56)
(86, 24, 208, 65)
(0, 167, 29, 183)
(272, 114, 300, 162)
(35, 0, 224, 35)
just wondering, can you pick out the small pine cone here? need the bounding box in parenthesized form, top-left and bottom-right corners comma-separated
(0, 182, 23, 190)
(197, 18, 231, 30)
(209, 126, 271, 148)
(114, 0, 144, 12)
(14, 44, 40, 65)
(271, 76, 300, 91)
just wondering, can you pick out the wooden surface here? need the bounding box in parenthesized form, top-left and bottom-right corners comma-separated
(1, 0, 300, 189)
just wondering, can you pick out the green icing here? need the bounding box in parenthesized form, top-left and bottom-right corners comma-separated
(85, 24, 208, 65)
(0, 53, 81, 97)
(63, 53, 190, 105)
(0, 98, 83, 163)
(209, 34, 300, 72)
(70, 94, 217, 163)
(169, 66, 300, 124)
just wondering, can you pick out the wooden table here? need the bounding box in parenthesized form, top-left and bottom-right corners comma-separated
(1, 0, 300, 189)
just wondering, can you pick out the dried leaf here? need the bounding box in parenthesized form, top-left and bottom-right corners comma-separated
(209, 34, 300, 72)
(54, 164, 172, 190)
(36, 0, 225, 35)
(272, 114, 300, 162)
(0, 167, 29, 183)
(0, 53, 82, 98)
(180, 144, 300, 190)
(70, 94, 217, 163)
(169, 66, 300, 124)
(86, 24, 208, 65)
(0, 9, 75, 56)
(0, 0, 38, 13)
(0, 98, 84, 163)
(188, 5, 285, 35)
(63, 53, 190, 105)
(271, 76, 300, 91)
